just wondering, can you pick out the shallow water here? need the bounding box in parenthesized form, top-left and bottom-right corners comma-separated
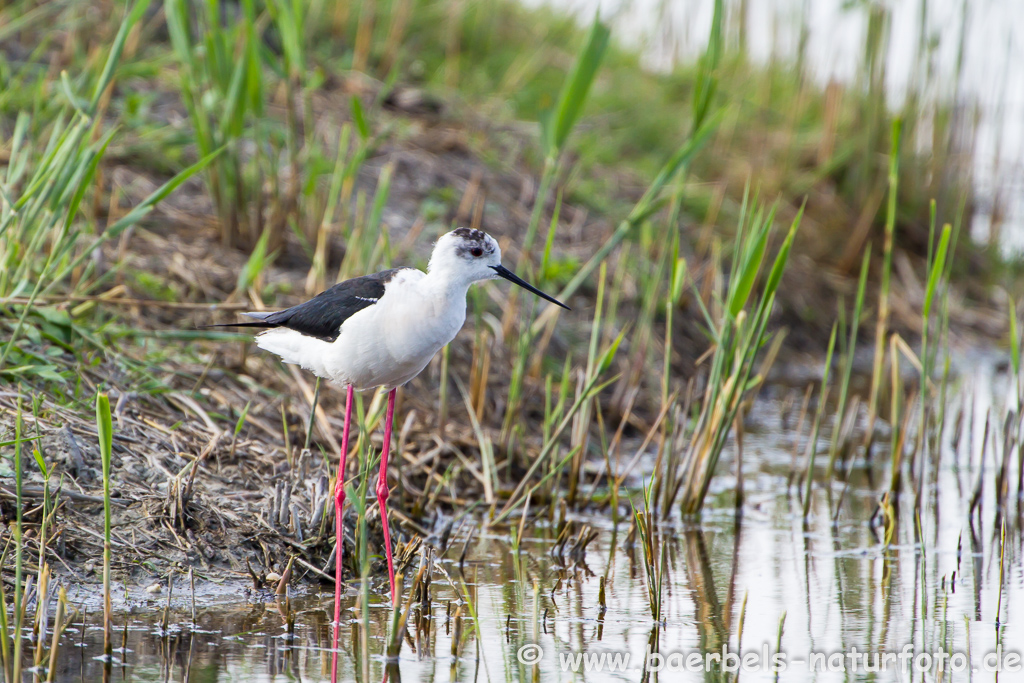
(27, 353, 1023, 682)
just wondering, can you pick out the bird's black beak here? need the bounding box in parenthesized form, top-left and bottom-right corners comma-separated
(490, 265, 570, 310)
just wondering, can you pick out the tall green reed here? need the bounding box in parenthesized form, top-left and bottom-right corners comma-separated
(501, 0, 723, 457)
(164, 0, 260, 247)
(518, 14, 609, 268)
(164, 0, 385, 294)
(534, 117, 723, 341)
(492, 328, 623, 525)
(307, 121, 353, 293)
(825, 249, 870, 482)
(914, 217, 953, 507)
(96, 391, 114, 653)
(501, 15, 609, 441)
(633, 480, 667, 623)
(533, 0, 723, 335)
(801, 323, 836, 520)
(677, 198, 801, 515)
(0, 399, 48, 681)
(865, 118, 902, 435)
(566, 262, 608, 506)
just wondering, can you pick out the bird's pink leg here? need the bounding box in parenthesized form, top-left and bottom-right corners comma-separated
(377, 388, 398, 604)
(331, 384, 354, 683)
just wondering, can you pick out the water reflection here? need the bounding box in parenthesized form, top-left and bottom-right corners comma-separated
(23, 362, 1023, 681)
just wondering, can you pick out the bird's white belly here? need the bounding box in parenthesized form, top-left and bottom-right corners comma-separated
(324, 292, 464, 390)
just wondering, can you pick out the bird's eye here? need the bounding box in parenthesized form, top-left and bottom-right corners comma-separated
(470, 247, 483, 258)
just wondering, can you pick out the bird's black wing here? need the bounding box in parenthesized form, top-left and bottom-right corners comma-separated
(211, 268, 409, 342)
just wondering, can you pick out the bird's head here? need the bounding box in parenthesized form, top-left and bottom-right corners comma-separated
(429, 228, 569, 309)
(430, 227, 502, 279)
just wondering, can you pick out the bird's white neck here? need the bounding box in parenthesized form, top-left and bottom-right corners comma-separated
(421, 266, 476, 305)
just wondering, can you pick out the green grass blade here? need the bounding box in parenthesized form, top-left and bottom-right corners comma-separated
(96, 391, 114, 648)
(237, 227, 275, 293)
(546, 14, 610, 156)
(62, 126, 118, 232)
(351, 95, 370, 141)
(541, 109, 723, 324)
(762, 201, 803, 297)
(42, 148, 225, 296)
(89, 0, 154, 115)
(692, 0, 723, 129)
(922, 224, 951, 322)
(728, 205, 776, 317)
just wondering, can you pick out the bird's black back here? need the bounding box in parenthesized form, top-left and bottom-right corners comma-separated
(214, 268, 409, 342)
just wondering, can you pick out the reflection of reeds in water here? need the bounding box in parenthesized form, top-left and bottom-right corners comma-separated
(674, 528, 752, 683)
(683, 530, 728, 654)
(386, 545, 429, 660)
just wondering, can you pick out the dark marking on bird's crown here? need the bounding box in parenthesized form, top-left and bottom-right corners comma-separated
(452, 227, 495, 258)
(453, 227, 486, 241)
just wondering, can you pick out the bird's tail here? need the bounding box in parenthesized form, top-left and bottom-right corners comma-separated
(200, 312, 279, 331)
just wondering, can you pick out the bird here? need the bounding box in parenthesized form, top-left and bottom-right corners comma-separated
(212, 227, 568, 678)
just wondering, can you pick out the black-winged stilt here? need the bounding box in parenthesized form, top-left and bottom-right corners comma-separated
(214, 227, 567, 672)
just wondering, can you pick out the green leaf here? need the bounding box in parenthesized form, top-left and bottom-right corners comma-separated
(240, 0, 263, 114)
(597, 328, 627, 375)
(763, 200, 804, 297)
(32, 307, 73, 328)
(105, 147, 225, 238)
(235, 401, 252, 438)
(692, 0, 723, 130)
(219, 44, 250, 138)
(31, 449, 47, 478)
(60, 71, 86, 113)
(628, 108, 724, 224)
(546, 15, 610, 156)
(90, 0, 154, 115)
(96, 392, 113, 475)
(41, 147, 224, 298)
(63, 126, 118, 233)
(237, 226, 275, 292)
(922, 224, 951, 322)
(670, 257, 687, 304)
(351, 95, 370, 141)
(727, 205, 776, 318)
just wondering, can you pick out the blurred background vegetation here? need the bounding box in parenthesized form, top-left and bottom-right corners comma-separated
(4, 0, 1018, 303)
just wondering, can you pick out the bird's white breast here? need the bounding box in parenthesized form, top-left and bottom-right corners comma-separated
(323, 269, 466, 390)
